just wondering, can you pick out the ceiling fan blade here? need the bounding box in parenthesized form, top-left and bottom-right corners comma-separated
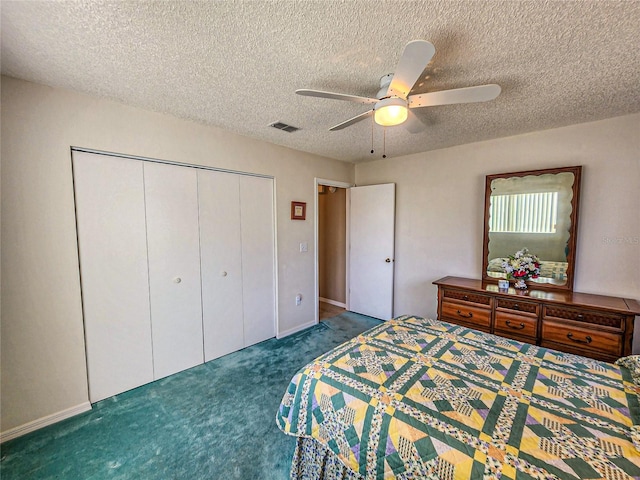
(296, 89, 377, 105)
(387, 40, 436, 99)
(329, 110, 373, 131)
(408, 84, 501, 108)
(403, 110, 426, 134)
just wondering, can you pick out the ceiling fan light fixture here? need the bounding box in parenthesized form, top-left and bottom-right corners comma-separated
(374, 97, 408, 126)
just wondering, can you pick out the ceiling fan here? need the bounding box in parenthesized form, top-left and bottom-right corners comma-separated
(296, 40, 501, 132)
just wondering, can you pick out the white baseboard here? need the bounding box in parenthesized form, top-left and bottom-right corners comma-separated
(277, 320, 317, 339)
(319, 297, 347, 308)
(0, 402, 92, 443)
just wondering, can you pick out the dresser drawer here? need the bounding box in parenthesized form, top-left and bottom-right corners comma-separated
(441, 300, 491, 330)
(496, 299, 539, 316)
(541, 319, 621, 356)
(495, 311, 538, 338)
(543, 306, 624, 331)
(443, 289, 491, 306)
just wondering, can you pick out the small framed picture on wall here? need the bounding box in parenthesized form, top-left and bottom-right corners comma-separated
(291, 201, 306, 220)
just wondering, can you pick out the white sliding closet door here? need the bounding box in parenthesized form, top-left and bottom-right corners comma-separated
(240, 176, 276, 346)
(73, 152, 154, 403)
(144, 162, 204, 379)
(198, 170, 244, 361)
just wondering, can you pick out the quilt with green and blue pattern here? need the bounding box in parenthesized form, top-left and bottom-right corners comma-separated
(276, 316, 640, 479)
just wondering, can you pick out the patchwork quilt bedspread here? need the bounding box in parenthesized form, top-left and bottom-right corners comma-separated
(276, 316, 640, 479)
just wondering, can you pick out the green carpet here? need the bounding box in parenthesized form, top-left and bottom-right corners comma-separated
(0, 312, 381, 479)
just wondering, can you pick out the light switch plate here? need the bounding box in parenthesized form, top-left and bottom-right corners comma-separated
(299, 242, 308, 252)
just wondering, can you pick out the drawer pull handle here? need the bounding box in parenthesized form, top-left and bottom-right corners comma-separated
(567, 332, 592, 344)
(512, 304, 520, 310)
(456, 310, 473, 319)
(462, 295, 469, 301)
(506, 320, 525, 330)
(576, 314, 585, 320)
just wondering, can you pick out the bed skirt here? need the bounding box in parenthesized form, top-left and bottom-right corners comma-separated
(290, 437, 364, 480)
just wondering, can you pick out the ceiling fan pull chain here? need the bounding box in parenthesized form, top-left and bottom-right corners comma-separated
(382, 127, 387, 158)
(370, 114, 375, 154)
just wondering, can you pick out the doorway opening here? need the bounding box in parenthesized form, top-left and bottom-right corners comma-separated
(315, 179, 352, 322)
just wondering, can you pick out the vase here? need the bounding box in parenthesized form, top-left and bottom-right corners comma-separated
(514, 278, 528, 289)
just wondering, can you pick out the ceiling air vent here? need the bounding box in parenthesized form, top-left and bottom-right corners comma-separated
(269, 121, 300, 133)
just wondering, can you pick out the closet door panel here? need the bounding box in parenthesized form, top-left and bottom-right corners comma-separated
(73, 152, 153, 402)
(240, 176, 276, 346)
(198, 170, 244, 362)
(144, 162, 204, 379)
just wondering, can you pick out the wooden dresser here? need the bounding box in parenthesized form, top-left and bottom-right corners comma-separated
(433, 276, 640, 362)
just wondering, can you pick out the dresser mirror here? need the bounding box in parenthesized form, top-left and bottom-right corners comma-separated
(481, 166, 582, 291)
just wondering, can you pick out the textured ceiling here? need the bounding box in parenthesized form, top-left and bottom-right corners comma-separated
(2, 0, 639, 163)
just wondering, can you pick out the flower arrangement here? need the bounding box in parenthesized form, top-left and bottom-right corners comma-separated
(501, 248, 541, 288)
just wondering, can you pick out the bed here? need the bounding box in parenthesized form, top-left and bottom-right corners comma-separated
(276, 315, 640, 479)
(487, 257, 568, 281)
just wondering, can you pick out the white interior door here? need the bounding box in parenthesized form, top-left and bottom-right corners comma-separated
(73, 152, 154, 403)
(198, 170, 244, 361)
(240, 175, 276, 346)
(144, 162, 204, 379)
(349, 183, 396, 320)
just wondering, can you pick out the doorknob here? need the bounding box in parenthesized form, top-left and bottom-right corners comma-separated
(385, 258, 391, 263)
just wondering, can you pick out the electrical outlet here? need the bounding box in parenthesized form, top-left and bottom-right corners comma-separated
(295, 294, 302, 306)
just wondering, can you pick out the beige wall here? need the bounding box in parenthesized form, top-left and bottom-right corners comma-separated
(356, 113, 640, 352)
(0, 76, 354, 433)
(318, 187, 346, 303)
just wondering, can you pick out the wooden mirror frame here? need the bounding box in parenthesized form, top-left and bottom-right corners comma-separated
(481, 166, 582, 291)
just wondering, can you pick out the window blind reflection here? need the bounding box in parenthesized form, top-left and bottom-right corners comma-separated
(490, 192, 558, 234)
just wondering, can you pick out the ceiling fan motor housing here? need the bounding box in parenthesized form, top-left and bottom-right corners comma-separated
(377, 73, 394, 99)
